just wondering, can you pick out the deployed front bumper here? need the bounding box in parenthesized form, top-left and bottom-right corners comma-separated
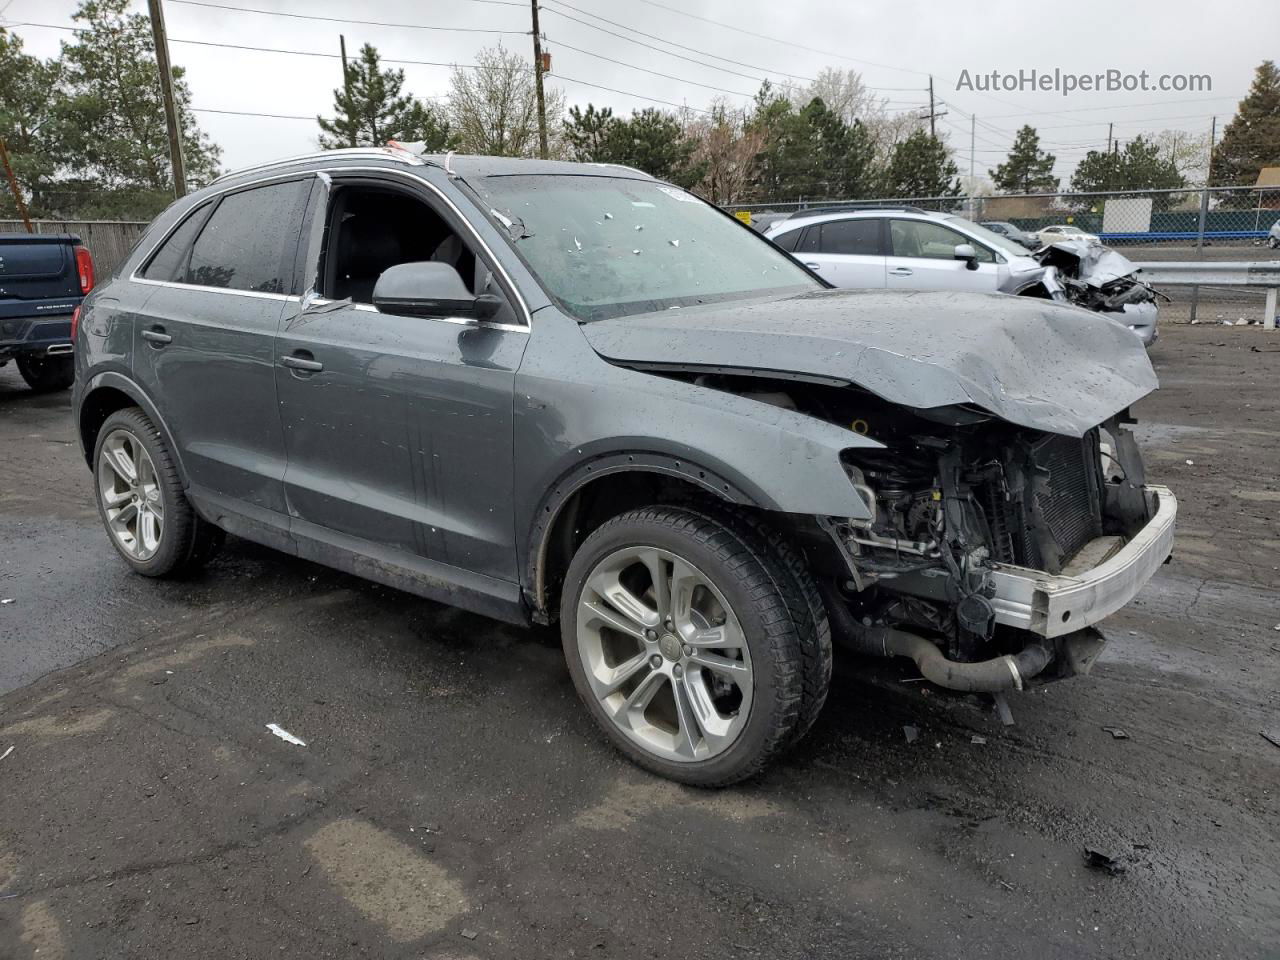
(990, 484, 1176, 638)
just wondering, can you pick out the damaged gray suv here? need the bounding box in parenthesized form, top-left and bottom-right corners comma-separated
(72, 148, 1176, 785)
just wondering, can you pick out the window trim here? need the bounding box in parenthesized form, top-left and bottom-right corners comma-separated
(130, 171, 316, 302)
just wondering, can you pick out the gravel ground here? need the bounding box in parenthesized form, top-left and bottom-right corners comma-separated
(0, 320, 1277, 959)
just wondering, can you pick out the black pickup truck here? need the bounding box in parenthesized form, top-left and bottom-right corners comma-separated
(0, 232, 95, 392)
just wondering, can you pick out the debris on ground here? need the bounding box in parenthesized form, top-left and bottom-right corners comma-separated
(1102, 726, 1130, 740)
(1261, 730, 1280, 750)
(266, 723, 306, 746)
(460, 929, 479, 941)
(1185, 459, 1195, 466)
(1083, 847, 1127, 875)
(0, 745, 13, 761)
(903, 725, 919, 744)
(0, 598, 13, 604)
(971, 735, 988, 745)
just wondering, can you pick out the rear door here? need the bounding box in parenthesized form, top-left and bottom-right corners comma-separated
(886, 218, 1000, 292)
(795, 217, 886, 288)
(131, 176, 312, 520)
(0, 235, 79, 327)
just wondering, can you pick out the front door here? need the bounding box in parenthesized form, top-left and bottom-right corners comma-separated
(274, 175, 529, 582)
(886, 218, 1001, 293)
(131, 177, 312, 517)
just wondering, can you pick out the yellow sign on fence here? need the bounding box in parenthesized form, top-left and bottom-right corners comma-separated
(733, 210, 752, 225)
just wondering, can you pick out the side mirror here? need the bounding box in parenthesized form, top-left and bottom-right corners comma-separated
(372, 262, 501, 320)
(953, 243, 979, 270)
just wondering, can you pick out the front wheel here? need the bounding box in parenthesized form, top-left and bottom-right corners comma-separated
(560, 505, 827, 786)
(16, 354, 74, 392)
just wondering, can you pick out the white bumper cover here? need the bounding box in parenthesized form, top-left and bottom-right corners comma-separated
(990, 485, 1176, 638)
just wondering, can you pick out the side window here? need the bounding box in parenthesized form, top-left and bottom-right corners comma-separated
(795, 225, 820, 254)
(889, 219, 994, 263)
(321, 183, 519, 325)
(818, 218, 882, 256)
(771, 228, 802, 252)
(185, 180, 310, 293)
(140, 203, 213, 282)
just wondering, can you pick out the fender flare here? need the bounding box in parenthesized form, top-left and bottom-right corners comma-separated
(524, 449, 761, 617)
(78, 371, 190, 487)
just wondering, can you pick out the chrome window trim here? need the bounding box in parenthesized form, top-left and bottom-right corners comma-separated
(305, 296, 529, 335)
(128, 164, 534, 328)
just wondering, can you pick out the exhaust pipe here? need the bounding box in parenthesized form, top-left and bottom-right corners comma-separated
(851, 626, 1053, 693)
(45, 343, 74, 355)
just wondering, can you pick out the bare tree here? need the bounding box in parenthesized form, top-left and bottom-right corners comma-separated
(1153, 128, 1212, 186)
(684, 100, 763, 205)
(447, 44, 565, 157)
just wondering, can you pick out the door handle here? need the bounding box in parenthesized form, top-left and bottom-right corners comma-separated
(141, 327, 172, 345)
(280, 353, 323, 373)
(804, 262, 821, 269)
(889, 267, 913, 277)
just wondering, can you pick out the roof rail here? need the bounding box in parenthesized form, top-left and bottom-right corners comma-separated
(784, 204, 930, 220)
(212, 147, 428, 184)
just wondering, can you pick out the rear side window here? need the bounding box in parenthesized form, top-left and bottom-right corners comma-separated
(185, 180, 310, 293)
(771, 228, 803, 252)
(140, 203, 213, 282)
(818, 218, 882, 256)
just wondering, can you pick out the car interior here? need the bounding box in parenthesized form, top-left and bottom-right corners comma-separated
(320, 185, 484, 304)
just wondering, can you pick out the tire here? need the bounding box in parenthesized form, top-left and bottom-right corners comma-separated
(92, 407, 223, 577)
(560, 505, 824, 786)
(16, 354, 74, 392)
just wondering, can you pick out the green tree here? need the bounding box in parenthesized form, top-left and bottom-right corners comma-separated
(1210, 59, 1280, 186)
(52, 0, 219, 216)
(563, 103, 619, 162)
(992, 125, 1058, 194)
(748, 91, 878, 201)
(606, 108, 694, 183)
(1070, 135, 1185, 206)
(0, 29, 60, 217)
(318, 44, 452, 149)
(883, 130, 960, 199)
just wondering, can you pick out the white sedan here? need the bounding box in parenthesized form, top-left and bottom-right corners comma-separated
(1038, 224, 1100, 245)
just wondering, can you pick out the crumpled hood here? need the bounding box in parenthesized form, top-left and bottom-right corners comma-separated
(582, 288, 1158, 437)
(1037, 239, 1142, 287)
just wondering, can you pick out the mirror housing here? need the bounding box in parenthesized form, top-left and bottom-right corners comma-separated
(372, 261, 501, 320)
(953, 243, 979, 270)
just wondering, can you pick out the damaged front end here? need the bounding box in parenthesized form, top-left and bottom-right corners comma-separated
(1026, 240, 1167, 347)
(816, 397, 1175, 693)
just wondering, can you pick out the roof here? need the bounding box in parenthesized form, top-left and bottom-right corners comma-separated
(421, 153, 653, 180)
(768, 205, 945, 232)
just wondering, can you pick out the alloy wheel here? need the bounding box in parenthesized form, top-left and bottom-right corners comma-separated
(98, 429, 164, 561)
(575, 546, 754, 762)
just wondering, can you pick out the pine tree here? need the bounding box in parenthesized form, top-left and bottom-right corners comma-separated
(883, 130, 960, 199)
(563, 104, 619, 162)
(1210, 60, 1280, 186)
(318, 44, 448, 149)
(992, 125, 1058, 194)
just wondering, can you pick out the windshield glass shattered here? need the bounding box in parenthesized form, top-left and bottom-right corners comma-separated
(469, 174, 819, 321)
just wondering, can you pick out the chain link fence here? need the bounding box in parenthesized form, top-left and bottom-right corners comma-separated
(728, 186, 1280, 325)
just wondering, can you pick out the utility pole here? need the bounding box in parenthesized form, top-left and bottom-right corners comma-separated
(968, 113, 976, 220)
(1189, 115, 1216, 324)
(1106, 122, 1113, 154)
(0, 139, 34, 234)
(146, 0, 186, 197)
(339, 34, 357, 147)
(928, 76, 935, 138)
(530, 0, 549, 159)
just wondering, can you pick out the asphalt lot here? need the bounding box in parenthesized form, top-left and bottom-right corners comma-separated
(1, 319, 1278, 959)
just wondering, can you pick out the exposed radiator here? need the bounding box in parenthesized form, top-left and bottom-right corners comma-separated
(1024, 432, 1103, 573)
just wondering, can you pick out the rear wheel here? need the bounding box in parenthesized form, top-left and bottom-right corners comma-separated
(16, 354, 74, 392)
(561, 505, 826, 786)
(93, 407, 223, 577)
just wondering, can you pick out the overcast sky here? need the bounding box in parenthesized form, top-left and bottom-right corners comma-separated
(4, 0, 1277, 184)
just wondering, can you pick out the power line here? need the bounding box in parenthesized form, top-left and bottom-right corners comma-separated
(540, 0, 815, 86)
(167, 0, 528, 35)
(622, 0, 930, 78)
(549, 37, 756, 98)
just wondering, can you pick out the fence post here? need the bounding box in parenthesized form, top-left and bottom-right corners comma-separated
(1265, 286, 1277, 332)
(1188, 185, 1210, 323)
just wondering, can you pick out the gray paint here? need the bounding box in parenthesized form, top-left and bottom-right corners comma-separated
(582, 288, 1157, 438)
(73, 151, 1155, 627)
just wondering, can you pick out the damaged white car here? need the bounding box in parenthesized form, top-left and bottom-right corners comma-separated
(764, 207, 1163, 345)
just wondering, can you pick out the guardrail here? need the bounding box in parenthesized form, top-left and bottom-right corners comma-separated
(1137, 260, 1280, 330)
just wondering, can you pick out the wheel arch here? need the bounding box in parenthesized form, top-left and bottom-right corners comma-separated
(525, 452, 759, 623)
(77, 372, 188, 487)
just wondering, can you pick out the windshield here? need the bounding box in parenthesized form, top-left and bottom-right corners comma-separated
(944, 216, 1032, 259)
(467, 175, 819, 321)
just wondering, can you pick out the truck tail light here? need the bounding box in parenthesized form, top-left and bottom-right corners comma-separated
(71, 305, 82, 341)
(75, 245, 95, 294)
